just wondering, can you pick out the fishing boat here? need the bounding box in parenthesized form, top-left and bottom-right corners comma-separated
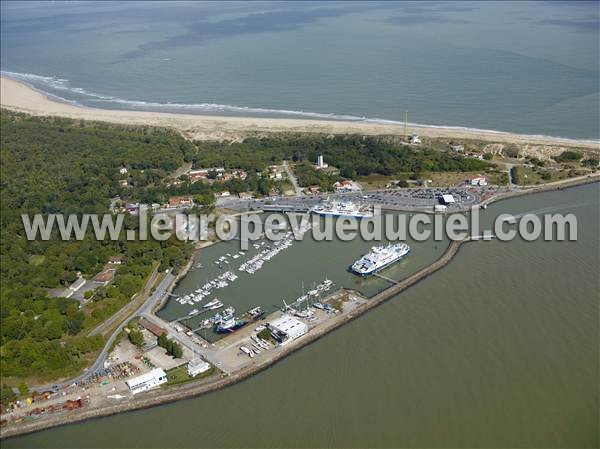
(215, 306, 247, 333)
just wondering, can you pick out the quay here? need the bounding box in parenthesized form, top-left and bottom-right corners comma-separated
(371, 273, 399, 284)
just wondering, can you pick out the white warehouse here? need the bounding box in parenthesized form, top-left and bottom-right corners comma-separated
(126, 368, 167, 395)
(268, 314, 308, 345)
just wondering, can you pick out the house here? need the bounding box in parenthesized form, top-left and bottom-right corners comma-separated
(216, 190, 231, 197)
(307, 185, 321, 195)
(409, 134, 422, 144)
(238, 192, 253, 199)
(266, 165, 283, 180)
(188, 170, 208, 183)
(167, 196, 193, 209)
(93, 269, 115, 285)
(187, 359, 211, 377)
(119, 167, 128, 175)
(119, 179, 129, 188)
(139, 317, 166, 337)
(451, 145, 465, 152)
(465, 152, 485, 160)
(469, 175, 488, 186)
(108, 256, 124, 265)
(333, 180, 361, 192)
(231, 169, 247, 180)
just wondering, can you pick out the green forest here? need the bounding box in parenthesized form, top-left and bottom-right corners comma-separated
(0, 111, 194, 382)
(193, 134, 491, 183)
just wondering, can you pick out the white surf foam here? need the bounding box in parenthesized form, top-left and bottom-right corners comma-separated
(2, 70, 597, 145)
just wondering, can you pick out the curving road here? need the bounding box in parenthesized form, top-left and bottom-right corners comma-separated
(33, 271, 174, 393)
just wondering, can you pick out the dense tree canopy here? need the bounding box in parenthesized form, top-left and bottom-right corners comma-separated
(0, 111, 195, 380)
(193, 134, 491, 181)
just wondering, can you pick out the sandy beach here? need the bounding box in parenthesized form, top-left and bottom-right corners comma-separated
(1, 76, 598, 149)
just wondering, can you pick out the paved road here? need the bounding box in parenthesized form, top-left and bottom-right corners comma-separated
(33, 271, 175, 393)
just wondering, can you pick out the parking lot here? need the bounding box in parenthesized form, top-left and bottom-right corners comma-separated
(219, 186, 502, 213)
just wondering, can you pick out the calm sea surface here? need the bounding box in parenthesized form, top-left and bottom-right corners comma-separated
(4, 184, 598, 448)
(1, 1, 599, 139)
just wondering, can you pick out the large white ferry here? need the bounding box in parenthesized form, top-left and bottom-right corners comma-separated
(351, 243, 411, 276)
(310, 200, 374, 219)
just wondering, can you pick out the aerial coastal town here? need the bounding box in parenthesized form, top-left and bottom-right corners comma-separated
(1, 1, 598, 447)
(1, 108, 597, 437)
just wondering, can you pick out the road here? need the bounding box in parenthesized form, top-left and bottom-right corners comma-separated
(283, 160, 304, 197)
(33, 270, 175, 393)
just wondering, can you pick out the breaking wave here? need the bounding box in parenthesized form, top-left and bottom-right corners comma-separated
(2, 70, 597, 144)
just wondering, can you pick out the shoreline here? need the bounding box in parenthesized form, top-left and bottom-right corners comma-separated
(2, 175, 598, 440)
(2, 76, 598, 148)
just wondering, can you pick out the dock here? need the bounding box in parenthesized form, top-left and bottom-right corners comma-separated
(368, 240, 463, 304)
(171, 308, 212, 324)
(371, 273, 398, 284)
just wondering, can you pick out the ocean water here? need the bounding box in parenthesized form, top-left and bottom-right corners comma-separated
(1, 1, 599, 139)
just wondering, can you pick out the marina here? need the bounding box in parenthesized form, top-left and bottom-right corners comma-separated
(157, 213, 450, 343)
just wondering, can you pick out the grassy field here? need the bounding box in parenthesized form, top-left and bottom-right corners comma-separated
(162, 364, 217, 388)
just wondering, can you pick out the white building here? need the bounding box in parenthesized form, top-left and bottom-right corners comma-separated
(316, 154, 328, 169)
(126, 368, 167, 395)
(119, 167, 128, 175)
(469, 176, 488, 186)
(187, 358, 211, 377)
(268, 314, 308, 345)
(434, 204, 447, 212)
